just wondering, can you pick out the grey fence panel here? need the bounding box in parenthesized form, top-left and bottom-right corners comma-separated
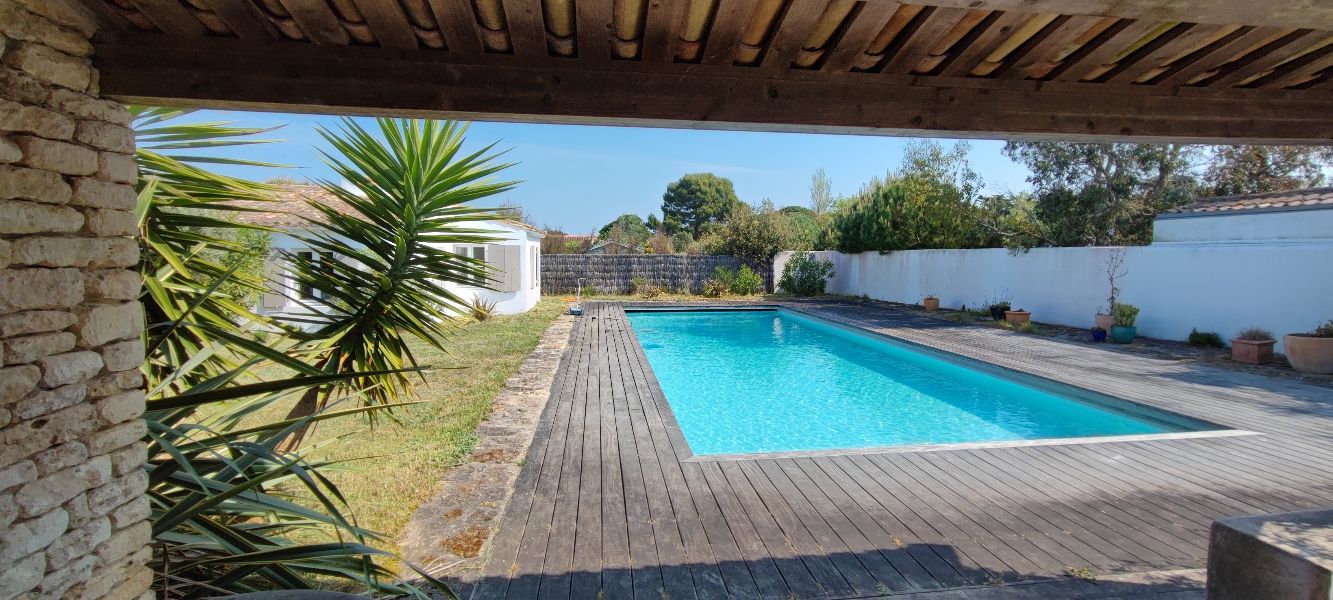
(541, 254, 746, 294)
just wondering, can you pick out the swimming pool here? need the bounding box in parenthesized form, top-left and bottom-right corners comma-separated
(626, 307, 1216, 456)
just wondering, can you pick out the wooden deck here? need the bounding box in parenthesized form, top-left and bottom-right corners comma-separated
(468, 300, 1333, 599)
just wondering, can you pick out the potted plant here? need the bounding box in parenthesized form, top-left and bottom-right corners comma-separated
(1096, 248, 1127, 331)
(1230, 327, 1275, 365)
(1005, 308, 1031, 325)
(1110, 303, 1139, 344)
(1090, 327, 1107, 343)
(922, 295, 940, 311)
(988, 300, 1010, 320)
(1285, 320, 1333, 374)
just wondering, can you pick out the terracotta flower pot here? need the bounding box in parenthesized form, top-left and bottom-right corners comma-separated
(1284, 334, 1333, 374)
(1005, 310, 1030, 325)
(1230, 339, 1274, 365)
(923, 297, 939, 311)
(1094, 313, 1114, 331)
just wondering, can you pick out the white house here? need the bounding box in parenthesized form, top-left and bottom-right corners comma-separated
(238, 183, 544, 320)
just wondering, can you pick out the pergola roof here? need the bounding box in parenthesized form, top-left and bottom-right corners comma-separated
(80, 0, 1333, 142)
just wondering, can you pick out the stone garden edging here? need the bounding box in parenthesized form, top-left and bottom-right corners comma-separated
(398, 313, 574, 585)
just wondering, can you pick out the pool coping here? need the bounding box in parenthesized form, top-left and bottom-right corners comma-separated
(619, 301, 1258, 463)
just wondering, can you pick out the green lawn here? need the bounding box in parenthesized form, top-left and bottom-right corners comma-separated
(241, 297, 566, 551)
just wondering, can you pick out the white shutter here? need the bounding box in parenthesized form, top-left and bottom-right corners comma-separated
(262, 258, 284, 309)
(502, 245, 520, 292)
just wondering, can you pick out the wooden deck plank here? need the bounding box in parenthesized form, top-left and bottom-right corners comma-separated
(475, 300, 1333, 599)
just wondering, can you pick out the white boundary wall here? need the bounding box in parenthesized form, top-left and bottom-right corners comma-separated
(775, 240, 1333, 352)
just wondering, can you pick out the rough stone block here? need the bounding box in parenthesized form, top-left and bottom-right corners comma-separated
(0, 460, 38, 491)
(0, 267, 84, 312)
(106, 495, 147, 529)
(83, 269, 141, 301)
(1207, 509, 1333, 600)
(96, 151, 136, 183)
(85, 369, 142, 399)
(0, 66, 48, 105)
(95, 389, 143, 425)
(4, 331, 75, 364)
(98, 339, 143, 372)
(38, 553, 93, 597)
(0, 199, 84, 234)
(106, 441, 145, 478)
(87, 419, 146, 457)
(0, 551, 45, 598)
(32, 441, 87, 476)
(0, 491, 16, 529)
(37, 350, 101, 386)
(94, 519, 149, 565)
(12, 0, 99, 36)
(0, 97, 76, 139)
(0, 163, 72, 203)
(15, 455, 110, 518)
(0, 309, 77, 337)
(74, 301, 141, 347)
(69, 176, 134, 209)
(0, 364, 41, 403)
(13, 135, 96, 175)
(0, 507, 68, 562)
(86, 468, 147, 517)
(73, 120, 132, 153)
(13, 383, 86, 421)
(0, 3, 93, 55)
(0, 403, 94, 467)
(0, 137, 19, 163)
(2, 42, 90, 91)
(83, 207, 135, 236)
(48, 89, 130, 126)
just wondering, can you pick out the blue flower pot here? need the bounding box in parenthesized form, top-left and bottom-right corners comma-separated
(1110, 325, 1137, 344)
(1091, 329, 1107, 343)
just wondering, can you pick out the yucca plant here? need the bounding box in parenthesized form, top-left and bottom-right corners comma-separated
(134, 107, 283, 387)
(135, 110, 452, 596)
(280, 118, 518, 428)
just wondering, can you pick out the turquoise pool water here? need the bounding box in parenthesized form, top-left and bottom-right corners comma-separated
(627, 308, 1203, 456)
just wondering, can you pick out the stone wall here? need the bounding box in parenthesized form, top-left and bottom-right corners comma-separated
(1, 1, 152, 598)
(541, 254, 745, 294)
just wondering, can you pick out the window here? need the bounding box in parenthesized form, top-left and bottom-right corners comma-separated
(295, 251, 335, 300)
(458, 245, 487, 286)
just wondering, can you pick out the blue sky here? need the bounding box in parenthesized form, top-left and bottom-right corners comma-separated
(193, 110, 1034, 233)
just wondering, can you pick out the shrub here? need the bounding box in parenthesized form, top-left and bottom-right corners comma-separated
(1236, 327, 1274, 341)
(470, 296, 498, 321)
(778, 252, 835, 296)
(1188, 328, 1225, 348)
(1112, 303, 1140, 327)
(732, 265, 764, 295)
(702, 277, 729, 297)
(714, 266, 737, 291)
(632, 277, 664, 298)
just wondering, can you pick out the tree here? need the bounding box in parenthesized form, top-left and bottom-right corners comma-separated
(134, 109, 443, 596)
(1003, 141, 1198, 246)
(810, 168, 835, 215)
(598, 213, 652, 248)
(714, 200, 798, 266)
(645, 213, 662, 232)
(1204, 145, 1333, 196)
(283, 118, 518, 425)
(661, 173, 742, 236)
(779, 205, 822, 250)
(832, 141, 985, 253)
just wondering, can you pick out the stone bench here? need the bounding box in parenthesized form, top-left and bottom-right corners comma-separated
(1207, 508, 1332, 599)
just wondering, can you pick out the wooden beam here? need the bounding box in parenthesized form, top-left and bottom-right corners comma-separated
(93, 34, 1333, 143)
(821, 1, 899, 72)
(869, 0, 1333, 31)
(199, 0, 279, 40)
